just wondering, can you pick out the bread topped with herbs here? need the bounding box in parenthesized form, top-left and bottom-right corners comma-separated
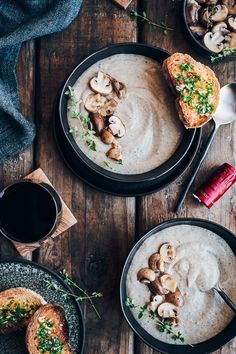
(0, 287, 45, 334)
(162, 53, 220, 128)
(26, 304, 72, 354)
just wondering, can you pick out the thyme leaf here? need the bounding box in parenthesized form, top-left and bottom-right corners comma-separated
(211, 47, 236, 63)
(125, 297, 185, 344)
(45, 269, 103, 319)
(130, 10, 173, 34)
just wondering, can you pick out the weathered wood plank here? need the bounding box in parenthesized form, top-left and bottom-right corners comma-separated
(136, 1, 236, 354)
(34, 0, 137, 353)
(0, 40, 35, 260)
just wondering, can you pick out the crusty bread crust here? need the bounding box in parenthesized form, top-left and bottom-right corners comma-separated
(162, 53, 220, 128)
(0, 287, 46, 334)
(26, 304, 72, 354)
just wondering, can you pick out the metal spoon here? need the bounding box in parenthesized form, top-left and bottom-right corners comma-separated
(175, 82, 236, 213)
(202, 285, 236, 314)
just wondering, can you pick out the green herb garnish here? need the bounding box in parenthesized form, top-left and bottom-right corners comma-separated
(0, 301, 38, 330)
(65, 86, 75, 98)
(211, 47, 236, 63)
(45, 269, 103, 319)
(104, 160, 113, 169)
(81, 130, 97, 151)
(130, 10, 173, 34)
(37, 318, 64, 354)
(117, 159, 123, 165)
(125, 297, 185, 344)
(180, 63, 193, 72)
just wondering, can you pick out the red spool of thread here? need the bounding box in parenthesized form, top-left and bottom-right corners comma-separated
(193, 163, 236, 208)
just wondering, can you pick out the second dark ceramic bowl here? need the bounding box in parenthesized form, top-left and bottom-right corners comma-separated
(59, 43, 196, 184)
(182, 0, 236, 61)
(120, 218, 236, 354)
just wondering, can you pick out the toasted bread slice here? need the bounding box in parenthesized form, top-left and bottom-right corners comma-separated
(0, 287, 45, 334)
(162, 53, 220, 128)
(26, 304, 72, 354)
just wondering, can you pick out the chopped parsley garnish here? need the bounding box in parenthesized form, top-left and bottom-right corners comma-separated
(0, 301, 38, 330)
(65, 86, 75, 98)
(176, 64, 214, 117)
(37, 317, 64, 354)
(104, 160, 113, 169)
(180, 63, 193, 72)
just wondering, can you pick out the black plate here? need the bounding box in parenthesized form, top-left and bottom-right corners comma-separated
(182, 1, 236, 61)
(55, 105, 201, 196)
(0, 259, 85, 354)
(120, 218, 236, 354)
(58, 43, 196, 183)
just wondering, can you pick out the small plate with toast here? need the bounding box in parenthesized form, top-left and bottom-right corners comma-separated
(0, 260, 84, 354)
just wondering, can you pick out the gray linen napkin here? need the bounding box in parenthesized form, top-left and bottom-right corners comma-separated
(0, 0, 82, 164)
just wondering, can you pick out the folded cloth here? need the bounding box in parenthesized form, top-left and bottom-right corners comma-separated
(0, 0, 82, 164)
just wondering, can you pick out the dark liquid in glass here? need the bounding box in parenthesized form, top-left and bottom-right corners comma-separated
(0, 182, 57, 243)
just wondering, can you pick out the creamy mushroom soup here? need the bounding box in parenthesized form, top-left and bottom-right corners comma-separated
(67, 54, 184, 174)
(126, 225, 236, 345)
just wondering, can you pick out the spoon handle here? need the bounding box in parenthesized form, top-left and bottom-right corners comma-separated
(213, 287, 236, 314)
(175, 122, 219, 213)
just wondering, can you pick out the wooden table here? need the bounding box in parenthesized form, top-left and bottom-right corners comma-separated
(0, 1, 235, 353)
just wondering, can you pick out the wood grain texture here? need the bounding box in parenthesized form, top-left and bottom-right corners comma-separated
(0, 40, 35, 260)
(136, 1, 236, 354)
(33, 1, 137, 353)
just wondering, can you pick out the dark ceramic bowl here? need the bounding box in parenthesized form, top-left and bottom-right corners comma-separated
(120, 218, 236, 354)
(182, 0, 236, 61)
(59, 43, 196, 184)
(55, 100, 202, 196)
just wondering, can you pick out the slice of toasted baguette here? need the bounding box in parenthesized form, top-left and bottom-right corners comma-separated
(26, 304, 73, 354)
(0, 287, 46, 334)
(162, 53, 220, 128)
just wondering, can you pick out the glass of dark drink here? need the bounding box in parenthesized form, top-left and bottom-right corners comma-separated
(0, 180, 62, 244)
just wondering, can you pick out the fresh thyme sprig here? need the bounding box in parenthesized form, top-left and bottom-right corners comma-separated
(130, 11, 173, 35)
(45, 269, 103, 319)
(65, 86, 97, 151)
(125, 297, 185, 343)
(211, 47, 236, 63)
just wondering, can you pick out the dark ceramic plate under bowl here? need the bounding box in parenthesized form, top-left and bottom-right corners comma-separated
(0, 260, 84, 354)
(182, 0, 236, 61)
(58, 43, 196, 184)
(55, 99, 202, 196)
(120, 218, 236, 354)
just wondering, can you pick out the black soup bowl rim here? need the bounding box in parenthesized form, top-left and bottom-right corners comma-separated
(120, 217, 236, 354)
(59, 42, 196, 184)
(0, 180, 59, 244)
(182, 0, 236, 60)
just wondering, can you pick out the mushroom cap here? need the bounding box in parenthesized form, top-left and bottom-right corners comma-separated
(101, 130, 115, 145)
(212, 21, 230, 35)
(211, 5, 228, 22)
(159, 274, 177, 293)
(108, 116, 126, 137)
(190, 25, 206, 37)
(148, 253, 165, 273)
(112, 80, 127, 99)
(106, 147, 122, 161)
(228, 16, 236, 31)
(186, 2, 200, 26)
(84, 93, 106, 113)
(137, 268, 156, 283)
(157, 302, 179, 319)
(199, 7, 211, 27)
(90, 113, 104, 135)
(223, 0, 236, 15)
(149, 277, 169, 296)
(99, 99, 117, 117)
(225, 31, 236, 47)
(203, 31, 224, 53)
(90, 71, 113, 95)
(148, 295, 163, 312)
(165, 291, 184, 307)
(159, 243, 175, 263)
